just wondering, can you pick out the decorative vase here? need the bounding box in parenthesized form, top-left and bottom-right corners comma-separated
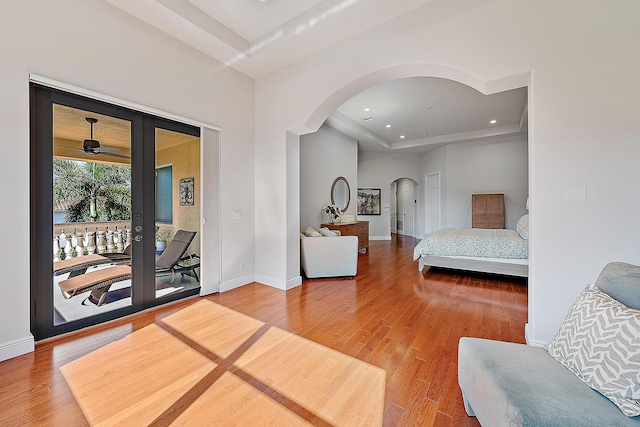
(329, 216, 335, 224)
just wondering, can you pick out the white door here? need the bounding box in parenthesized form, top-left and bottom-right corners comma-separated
(425, 172, 441, 235)
(402, 179, 415, 236)
(390, 181, 397, 233)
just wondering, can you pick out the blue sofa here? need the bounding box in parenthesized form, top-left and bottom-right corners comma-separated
(458, 262, 640, 426)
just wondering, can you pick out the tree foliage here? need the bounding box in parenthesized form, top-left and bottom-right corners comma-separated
(53, 159, 131, 222)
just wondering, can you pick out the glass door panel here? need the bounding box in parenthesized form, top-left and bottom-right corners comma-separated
(153, 127, 201, 300)
(52, 104, 133, 325)
(31, 85, 202, 340)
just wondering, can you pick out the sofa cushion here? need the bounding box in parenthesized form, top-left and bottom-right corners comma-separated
(458, 338, 640, 426)
(516, 214, 529, 240)
(546, 287, 640, 416)
(304, 227, 322, 237)
(318, 227, 338, 237)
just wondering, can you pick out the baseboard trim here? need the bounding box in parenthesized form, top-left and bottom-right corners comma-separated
(254, 274, 285, 290)
(524, 323, 547, 348)
(369, 236, 391, 241)
(286, 276, 302, 290)
(254, 274, 302, 290)
(0, 334, 35, 362)
(527, 338, 547, 348)
(220, 274, 255, 293)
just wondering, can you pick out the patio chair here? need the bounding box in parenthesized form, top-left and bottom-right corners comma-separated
(102, 243, 132, 263)
(56, 230, 199, 306)
(155, 230, 200, 283)
(58, 265, 132, 306)
(54, 254, 113, 278)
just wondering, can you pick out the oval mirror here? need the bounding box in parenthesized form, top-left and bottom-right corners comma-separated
(331, 176, 350, 212)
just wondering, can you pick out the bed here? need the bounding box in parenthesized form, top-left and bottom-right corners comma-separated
(413, 214, 529, 277)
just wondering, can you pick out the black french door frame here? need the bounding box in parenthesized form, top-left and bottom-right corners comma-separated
(30, 84, 200, 340)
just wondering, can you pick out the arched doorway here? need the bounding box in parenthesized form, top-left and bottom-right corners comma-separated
(390, 178, 419, 238)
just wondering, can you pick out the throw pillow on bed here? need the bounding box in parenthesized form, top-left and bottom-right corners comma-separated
(516, 214, 529, 239)
(546, 286, 640, 416)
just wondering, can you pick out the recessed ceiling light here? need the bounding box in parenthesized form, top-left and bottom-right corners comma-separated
(490, 119, 497, 124)
(400, 135, 405, 139)
(364, 108, 370, 112)
(386, 124, 391, 128)
(422, 133, 427, 136)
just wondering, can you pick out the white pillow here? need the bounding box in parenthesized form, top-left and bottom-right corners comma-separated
(546, 286, 640, 416)
(516, 214, 529, 240)
(319, 227, 337, 237)
(304, 227, 322, 237)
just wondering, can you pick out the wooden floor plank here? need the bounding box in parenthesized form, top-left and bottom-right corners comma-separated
(0, 234, 525, 426)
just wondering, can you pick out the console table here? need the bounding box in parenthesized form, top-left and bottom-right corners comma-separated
(321, 221, 369, 252)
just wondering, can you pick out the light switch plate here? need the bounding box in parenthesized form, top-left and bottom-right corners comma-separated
(565, 186, 586, 202)
(233, 209, 243, 219)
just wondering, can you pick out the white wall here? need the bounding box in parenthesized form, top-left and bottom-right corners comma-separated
(445, 135, 528, 229)
(255, 0, 640, 345)
(300, 125, 357, 230)
(0, 0, 255, 360)
(357, 152, 422, 239)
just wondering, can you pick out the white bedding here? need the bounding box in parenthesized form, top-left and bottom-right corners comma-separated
(413, 228, 528, 261)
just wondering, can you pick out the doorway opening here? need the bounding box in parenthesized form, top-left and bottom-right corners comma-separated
(390, 178, 417, 238)
(32, 84, 205, 340)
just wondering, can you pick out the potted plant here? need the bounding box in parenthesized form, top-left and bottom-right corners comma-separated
(322, 204, 342, 224)
(155, 227, 172, 254)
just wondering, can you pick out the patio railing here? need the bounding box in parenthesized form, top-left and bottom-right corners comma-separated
(54, 221, 131, 262)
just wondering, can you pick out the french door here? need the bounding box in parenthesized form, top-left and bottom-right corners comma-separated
(30, 85, 201, 340)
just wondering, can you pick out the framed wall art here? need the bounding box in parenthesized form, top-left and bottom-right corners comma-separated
(179, 178, 194, 206)
(357, 188, 381, 215)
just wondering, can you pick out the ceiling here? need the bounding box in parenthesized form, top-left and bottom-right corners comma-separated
(102, 0, 528, 154)
(327, 77, 528, 154)
(53, 104, 198, 165)
(103, 0, 437, 78)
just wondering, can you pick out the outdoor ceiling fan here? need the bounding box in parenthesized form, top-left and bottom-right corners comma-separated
(68, 117, 130, 160)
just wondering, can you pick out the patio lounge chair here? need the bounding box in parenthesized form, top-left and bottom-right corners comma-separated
(54, 254, 113, 278)
(56, 230, 199, 306)
(102, 243, 132, 263)
(155, 230, 200, 283)
(58, 265, 132, 306)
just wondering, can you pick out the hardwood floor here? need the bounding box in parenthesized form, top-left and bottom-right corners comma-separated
(0, 234, 527, 426)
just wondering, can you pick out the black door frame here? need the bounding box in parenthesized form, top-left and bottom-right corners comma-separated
(30, 84, 200, 340)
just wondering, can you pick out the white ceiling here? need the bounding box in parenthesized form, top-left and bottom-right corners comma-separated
(328, 77, 528, 153)
(187, 0, 327, 42)
(104, 0, 436, 78)
(103, 0, 528, 153)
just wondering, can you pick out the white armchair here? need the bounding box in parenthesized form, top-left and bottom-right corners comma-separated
(300, 235, 358, 278)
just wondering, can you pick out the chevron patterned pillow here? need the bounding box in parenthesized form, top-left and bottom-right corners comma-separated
(547, 287, 640, 416)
